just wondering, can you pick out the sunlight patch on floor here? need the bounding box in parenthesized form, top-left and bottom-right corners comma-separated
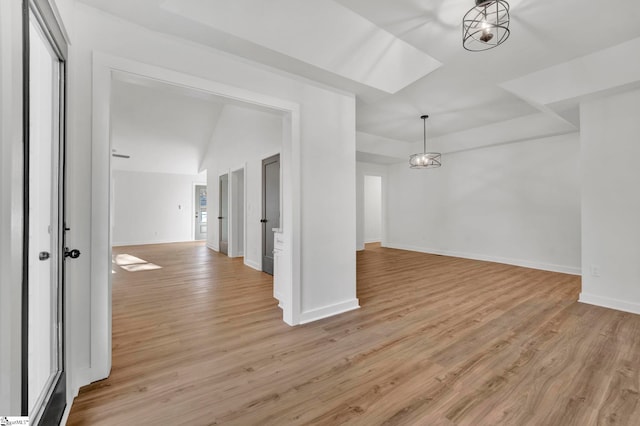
(119, 263, 162, 272)
(113, 253, 162, 272)
(113, 254, 148, 266)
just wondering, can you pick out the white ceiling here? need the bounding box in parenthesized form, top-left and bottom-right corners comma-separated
(83, 0, 640, 164)
(110, 73, 282, 174)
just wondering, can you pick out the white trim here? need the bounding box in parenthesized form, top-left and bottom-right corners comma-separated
(206, 242, 218, 252)
(299, 299, 360, 324)
(90, 52, 302, 390)
(113, 239, 204, 247)
(244, 259, 262, 271)
(364, 239, 381, 244)
(579, 293, 640, 316)
(383, 242, 582, 275)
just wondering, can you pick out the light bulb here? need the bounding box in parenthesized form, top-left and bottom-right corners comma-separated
(479, 19, 494, 42)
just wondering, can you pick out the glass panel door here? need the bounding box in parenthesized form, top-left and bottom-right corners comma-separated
(23, 1, 68, 423)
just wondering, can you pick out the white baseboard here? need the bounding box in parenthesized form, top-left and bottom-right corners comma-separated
(579, 293, 640, 315)
(244, 259, 261, 271)
(299, 298, 360, 324)
(113, 238, 199, 247)
(383, 242, 581, 275)
(364, 239, 381, 244)
(206, 243, 218, 252)
(72, 366, 92, 396)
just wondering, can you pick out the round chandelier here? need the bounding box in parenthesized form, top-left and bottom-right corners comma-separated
(463, 0, 510, 51)
(409, 115, 441, 169)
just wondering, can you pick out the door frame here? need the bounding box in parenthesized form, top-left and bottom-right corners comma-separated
(21, 0, 69, 422)
(90, 54, 302, 384)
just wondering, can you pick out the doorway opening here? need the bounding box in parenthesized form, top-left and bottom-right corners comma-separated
(91, 53, 302, 386)
(363, 175, 382, 246)
(194, 184, 208, 241)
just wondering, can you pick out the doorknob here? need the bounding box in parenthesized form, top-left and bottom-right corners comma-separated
(260, 219, 267, 223)
(39, 251, 50, 261)
(218, 216, 223, 220)
(64, 247, 81, 259)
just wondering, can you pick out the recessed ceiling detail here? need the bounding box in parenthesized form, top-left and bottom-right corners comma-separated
(161, 0, 442, 94)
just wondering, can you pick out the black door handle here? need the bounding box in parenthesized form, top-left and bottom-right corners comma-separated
(218, 216, 223, 220)
(65, 248, 81, 259)
(260, 219, 267, 223)
(39, 251, 50, 261)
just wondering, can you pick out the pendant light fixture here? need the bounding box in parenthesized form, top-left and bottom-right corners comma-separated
(463, 0, 510, 51)
(409, 115, 441, 169)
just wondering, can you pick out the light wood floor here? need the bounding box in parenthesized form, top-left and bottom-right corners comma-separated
(67, 242, 640, 425)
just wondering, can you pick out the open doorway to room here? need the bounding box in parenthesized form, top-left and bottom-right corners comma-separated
(194, 184, 208, 241)
(89, 55, 301, 387)
(363, 175, 382, 246)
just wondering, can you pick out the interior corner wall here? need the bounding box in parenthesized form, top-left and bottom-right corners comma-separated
(204, 104, 282, 270)
(356, 162, 389, 251)
(385, 133, 581, 274)
(112, 170, 206, 246)
(580, 88, 640, 314)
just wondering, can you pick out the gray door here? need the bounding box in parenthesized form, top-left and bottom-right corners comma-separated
(262, 154, 280, 275)
(194, 185, 207, 240)
(23, 1, 72, 423)
(218, 174, 229, 255)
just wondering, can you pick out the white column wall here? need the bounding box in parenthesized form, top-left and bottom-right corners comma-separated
(298, 87, 358, 320)
(579, 88, 640, 314)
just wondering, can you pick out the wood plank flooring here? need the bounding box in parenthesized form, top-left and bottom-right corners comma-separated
(67, 242, 640, 425)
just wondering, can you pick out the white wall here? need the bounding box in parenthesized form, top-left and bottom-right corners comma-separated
(204, 104, 282, 270)
(580, 88, 640, 314)
(385, 133, 581, 274)
(364, 175, 382, 243)
(356, 162, 388, 250)
(0, 0, 25, 416)
(298, 87, 357, 319)
(112, 170, 206, 246)
(67, 3, 357, 394)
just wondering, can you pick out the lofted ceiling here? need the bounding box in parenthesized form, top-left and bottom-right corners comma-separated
(82, 0, 640, 163)
(110, 73, 283, 175)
